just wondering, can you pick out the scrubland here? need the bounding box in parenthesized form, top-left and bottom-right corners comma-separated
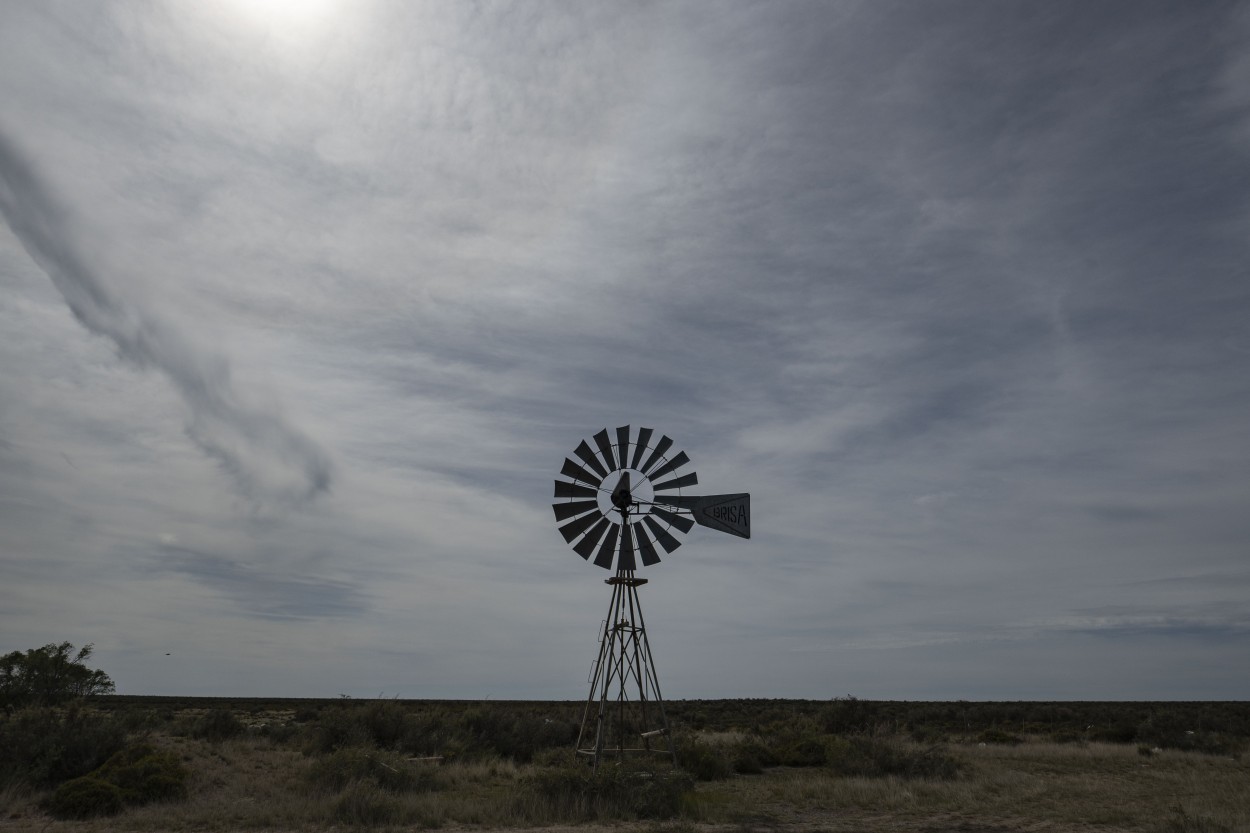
(2, 697, 1247, 832)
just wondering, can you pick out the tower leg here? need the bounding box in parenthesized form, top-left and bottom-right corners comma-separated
(575, 572, 675, 769)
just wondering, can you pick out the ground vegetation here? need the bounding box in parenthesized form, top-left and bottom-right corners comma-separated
(0, 694, 1246, 831)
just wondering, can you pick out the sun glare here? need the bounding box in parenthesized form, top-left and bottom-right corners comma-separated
(226, 0, 337, 30)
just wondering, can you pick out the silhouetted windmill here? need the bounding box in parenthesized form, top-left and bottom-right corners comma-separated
(553, 426, 750, 768)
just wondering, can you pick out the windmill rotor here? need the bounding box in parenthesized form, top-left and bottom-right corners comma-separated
(554, 425, 750, 572)
(555, 425, 701, 571)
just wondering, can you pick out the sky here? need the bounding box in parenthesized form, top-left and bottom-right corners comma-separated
(2, 1, 1248, 701)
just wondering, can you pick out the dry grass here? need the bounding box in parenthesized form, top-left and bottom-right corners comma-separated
(686, 740, 1249, 832)
(2, 733, 1247, 833)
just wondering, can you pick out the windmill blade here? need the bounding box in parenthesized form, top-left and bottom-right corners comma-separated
(561, 458, 601, 486)
(635, 523, 662, 566)
(559, 510, 604, 543)
(648, 450, 691, 481)
(630, 427, 653, 469)
(639, 435, 674, 475)
(593, 429, 617, 475)
(643, 515, 682, 554)
(574, 440, 609, 479)
(650, 505, 694, 534)
(553, 500, 598, 522)
(615, 425, 631, 470)
(653, 471, 698, 492)
(573, 516, 612, 559)
(617, 522, 636, 571)
(593, 523, 620, 569)
(554, 480, 598, 499)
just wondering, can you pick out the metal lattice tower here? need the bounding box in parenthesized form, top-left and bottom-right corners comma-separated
(576, 570, 674, 765)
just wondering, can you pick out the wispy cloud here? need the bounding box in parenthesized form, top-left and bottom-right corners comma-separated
(157, 544, 367, 620)
(0, 132, 332, 504)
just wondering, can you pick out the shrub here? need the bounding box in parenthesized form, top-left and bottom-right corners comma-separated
(304, 706, 372, 754)
(826, 737, 959, 780)
(1090, 720, 1138, 744)
(190, 708, 245, 742)
(256, 721, 301, 745)
(361, 700, 409, 750)
(94, 743, 188, 805)
(729, 739, 772, 774)
(0, 643, 114, 713)
(0, 704, 126, 788)
(779, 737, 828, 767)
(910, 724, 947, 744)
(42, 776, 124, 819)
(676, 740, 732, 781)
(977, 728, 1023, 746)
(822, 695, 880, 735)
(305, 748, 440, 795)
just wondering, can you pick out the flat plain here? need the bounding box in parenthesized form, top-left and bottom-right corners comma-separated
(2, 698, 1246, 832)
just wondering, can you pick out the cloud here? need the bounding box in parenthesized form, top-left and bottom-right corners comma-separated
(158, 543, 368, 620)
(0, 131, 332, 505)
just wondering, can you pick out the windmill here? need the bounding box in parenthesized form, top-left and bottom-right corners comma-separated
(553, 425, 750, 767)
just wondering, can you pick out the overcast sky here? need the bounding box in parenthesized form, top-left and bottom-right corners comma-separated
(2, 1, 1248, 701)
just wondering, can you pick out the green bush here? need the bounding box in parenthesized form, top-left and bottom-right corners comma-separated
(304, 706, 373, 754)
(42, 776, 123, 819)
(257, 720, 301, 745)
(1136, 714, 1244, 756)
(826, 737, 959, 780)
(729, 739, 772, 774)
(190, 708, 245, 742)
(94, 743, 188, 805)
(822, 696, 881, 735)
(1090, 720, 1138, 744)
(675, 740, 732, 781)
(1, 642, 114, 712)
(0, 704, 126, 788)
(779, 736, 828, 767)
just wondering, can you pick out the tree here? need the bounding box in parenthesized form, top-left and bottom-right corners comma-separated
(0, 642, 115, 713)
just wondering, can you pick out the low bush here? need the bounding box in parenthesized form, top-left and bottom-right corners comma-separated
(977, 728, 1023, 745)
(304, 706, 372, 753)
(305, 747, 441, 795)
(910, 724, 948, 744)
(676, 740, 732, 781)
(42, 776, 124, 819)
(729, 739, 772, 774)
(779, 736, 828, 767)
(826, 737, 959, 780)
(0, 704, 126, 788)
(190, 708, 245, 742)
(94, 743, 188, 805)
(822, 695, 882, 735)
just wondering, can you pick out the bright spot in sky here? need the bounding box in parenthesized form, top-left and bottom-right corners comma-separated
(220, 0, 339, 45)
(228, 0, 336, 26)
